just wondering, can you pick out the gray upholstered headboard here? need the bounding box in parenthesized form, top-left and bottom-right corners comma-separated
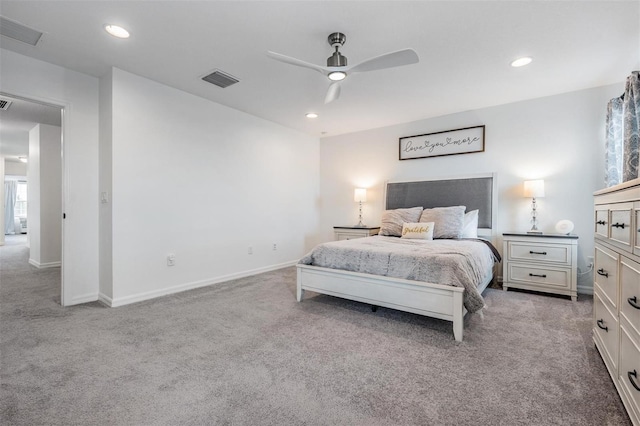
(385, 174, 496, 233)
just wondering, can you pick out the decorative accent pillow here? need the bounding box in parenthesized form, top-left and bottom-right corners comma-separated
(378, 207, 424, 237)
(419, 205, 466, 239)
(461, 209, 479, 238)
(401, 222, 434, 240)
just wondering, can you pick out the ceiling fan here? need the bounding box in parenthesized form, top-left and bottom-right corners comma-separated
(267, 32, 419, 104)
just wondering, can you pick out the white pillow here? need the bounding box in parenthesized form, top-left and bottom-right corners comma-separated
(461, 209, 479, 238)
(401, 222, 434, 240)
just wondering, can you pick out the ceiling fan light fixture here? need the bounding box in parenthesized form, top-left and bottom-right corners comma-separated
(328, 71, 346, 81)
(104, 24, 130, 39)
(305, 112, 318, 119)
(510, 56, 532, 67)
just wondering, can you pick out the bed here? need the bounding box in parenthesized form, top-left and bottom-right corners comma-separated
(296, 174, 498, 341)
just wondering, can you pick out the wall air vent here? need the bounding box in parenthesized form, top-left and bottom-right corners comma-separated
(0, 16, 43, 46)
(201, 69, 239, 89)
(0, 98, 13, 111)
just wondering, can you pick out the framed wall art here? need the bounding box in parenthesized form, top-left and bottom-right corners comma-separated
(399, 125, 485, 160)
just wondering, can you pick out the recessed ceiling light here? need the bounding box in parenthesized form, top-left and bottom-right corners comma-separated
(510, 57, 532, 67)
(305, 113, 318, 119)
(328, 71, 346, 81)
(104, 24, 130, 39)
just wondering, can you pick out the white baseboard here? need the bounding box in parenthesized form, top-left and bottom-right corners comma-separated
(29, 259, 62, 269)
(66, 292, 99, 306)
(108, 260, 298, 308)
(577, 284, 594, 295)
(98, 293, 113, 307)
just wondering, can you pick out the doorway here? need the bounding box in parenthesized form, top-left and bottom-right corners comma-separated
(1, 93, 64, 303)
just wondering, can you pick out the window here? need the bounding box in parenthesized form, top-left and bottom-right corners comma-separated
(14, 181, 27, 218)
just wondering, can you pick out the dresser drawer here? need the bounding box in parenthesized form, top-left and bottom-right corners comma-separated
(621, 257, 640, 336)
(594, 293, 619, 373)
(610, 207, 633, 249)
(619, 326, 640, 422)
(634, 207, 640, 257)
(595, 208, 609, 239)
(508, 242, 571, 265)
(595, 244, 619, 309)
(507, 264, 570, 289)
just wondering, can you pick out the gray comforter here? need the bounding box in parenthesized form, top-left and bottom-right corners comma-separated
(299, 236, 499, 313)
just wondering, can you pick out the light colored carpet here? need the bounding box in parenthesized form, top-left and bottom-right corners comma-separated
(0, 235, 631, 425)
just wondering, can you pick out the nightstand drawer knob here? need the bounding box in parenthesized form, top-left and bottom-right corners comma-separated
(629, 370, 640, 392)
(611, 222, 626, 229)
(528, 273, 547, 278)
(529, 250, 547, 255)
(596, 220, 606, 225)
(629, 296, 640, 310)
(596, 268, 609, 278)
(596, 319, 608, 332)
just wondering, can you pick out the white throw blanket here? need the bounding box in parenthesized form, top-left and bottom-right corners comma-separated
(299, 236, 498, 313)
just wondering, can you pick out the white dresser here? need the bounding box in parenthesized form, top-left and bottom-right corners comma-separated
(593, 178, 640, 426)
(502, 233, 578, 301)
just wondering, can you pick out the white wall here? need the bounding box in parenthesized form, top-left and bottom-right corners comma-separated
(106, 68, 320, 305)
(27, 125, 41, 262)
(0, 49, 100, 305)
(0, 158, 4, 246)
(99, 70, 113, 300)
(319, 83, 625, 293)
(5, 161, 27, 176)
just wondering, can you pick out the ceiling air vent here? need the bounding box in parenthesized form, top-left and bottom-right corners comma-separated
(0, 98, 13, 111)
(0, 16, 43, 46)
(202, 69, 239, 89)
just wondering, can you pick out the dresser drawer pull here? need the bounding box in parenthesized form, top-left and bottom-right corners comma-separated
(611, 222, 626, 229)
(596, 319, 608, 332)
(596, 220, 606, 225)
(629, 296, 640, 310)
(528, 273, 547, 278)
(528, 250, 547, 255)
(628, 370, 640, 392)
(596, 269, 609, 278)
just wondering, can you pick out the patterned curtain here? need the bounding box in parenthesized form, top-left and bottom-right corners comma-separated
(605, 71, 640, 187)
(605, 97, 623, 187)
(622, 71, 640, 182)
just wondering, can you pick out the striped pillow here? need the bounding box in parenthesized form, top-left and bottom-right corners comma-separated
(378, 207, 424, 237)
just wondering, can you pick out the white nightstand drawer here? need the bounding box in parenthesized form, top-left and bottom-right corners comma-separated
(619, 325, 640, 421)
(508, 242, 571, 265)
(621, 257, 640, 336)
(507, 263, 570, 289)
(595, 244, 619, 309)
(594, 292, 619, 373)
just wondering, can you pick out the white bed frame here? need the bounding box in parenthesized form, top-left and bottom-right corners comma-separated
(296, 173, 498, 342)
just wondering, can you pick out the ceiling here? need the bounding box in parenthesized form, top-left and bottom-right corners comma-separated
(0, 1, 638, 160)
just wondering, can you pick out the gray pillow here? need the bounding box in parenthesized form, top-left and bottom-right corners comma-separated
(419, 206, 466, 239)
(378, 206, 424, 237)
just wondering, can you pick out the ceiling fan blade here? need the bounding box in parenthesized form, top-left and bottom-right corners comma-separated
(266, 51, 328, 75)
(324, 82, 341, 104)
(349, 48, 419, 73)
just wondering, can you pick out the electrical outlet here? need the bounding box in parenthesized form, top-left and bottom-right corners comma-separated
(273, 243, 277, 251)
(248, 246, 253, 255)
(167, 253, 175, 266)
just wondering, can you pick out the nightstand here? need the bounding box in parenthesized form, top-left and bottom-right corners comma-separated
(333, 226, 380, 241)
(502, 233, 578, 301)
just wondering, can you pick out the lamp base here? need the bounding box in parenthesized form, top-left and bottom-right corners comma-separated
(526, 230, 543, 234)
(353, 223, 367, 228)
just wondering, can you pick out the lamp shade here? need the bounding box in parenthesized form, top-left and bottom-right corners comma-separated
(354, 188, 367, 203)
(523, 180, 545, 198)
